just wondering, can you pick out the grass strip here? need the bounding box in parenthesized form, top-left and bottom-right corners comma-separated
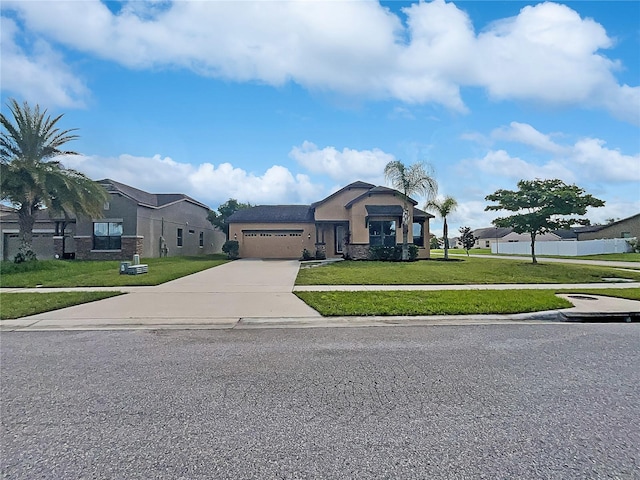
(0, 292, 124, 320)
(556, 288, 640, 301)
(296, 257, 640, 286)
(295, 290, 573, 316)
(0, 254, 229, 288)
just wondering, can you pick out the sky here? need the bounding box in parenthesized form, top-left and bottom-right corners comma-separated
(1, 0, 639, 236)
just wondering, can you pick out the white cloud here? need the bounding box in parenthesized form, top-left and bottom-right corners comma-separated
(571, 138, 640, 182)
(491, 122, 567, 155)
(484, 122, 640, 183)
(60, 153, 324, 207)
(0, 17, 88, 108)
(2, 0, 637, 122)
(289, 141, 392, 184)
(472, 149, 574, 181)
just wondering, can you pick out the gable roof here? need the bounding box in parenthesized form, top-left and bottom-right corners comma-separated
(310, 181, 375, 208)
(473, 227, 513, 239)
(228, 205, 315, 223)
(573, 213, 640, 234)
(99, 179, 209, 210)
(413, 207, 435, 220)
(552, 229, 578, 240)
(345, 185, 417, 208)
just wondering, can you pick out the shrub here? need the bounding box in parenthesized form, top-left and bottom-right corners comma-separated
(222, 240, 239, 259)
(368, 245, 418, 261)
(301, 249, 314, 261)
(626, 238, 640, 253)
(14, 243, 37, 264)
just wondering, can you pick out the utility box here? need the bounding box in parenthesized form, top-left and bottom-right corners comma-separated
(119, 261, 131, 274)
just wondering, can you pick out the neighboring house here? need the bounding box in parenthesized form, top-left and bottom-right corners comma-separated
(573, 213, 640, 241)
(227, 181, 434, 260)
(0, 179, 225, 261)
(500, 230, 577, 243)
(470, 227, 513, 249)
(1, 205, 72, 261)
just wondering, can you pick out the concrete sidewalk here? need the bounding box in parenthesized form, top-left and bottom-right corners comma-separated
(1, 259, 639, 331)
(1, 259, 321, 331)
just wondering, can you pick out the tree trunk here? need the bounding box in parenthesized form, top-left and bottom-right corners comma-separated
(443, 218, 449, 260)
(530, 232, 537, 264)
(18, 207, 36, 249)
(401, 205, 409, 261)
(402, 223, 409, 261)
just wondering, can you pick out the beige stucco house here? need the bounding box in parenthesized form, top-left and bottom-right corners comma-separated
(227, 181, 434, 260)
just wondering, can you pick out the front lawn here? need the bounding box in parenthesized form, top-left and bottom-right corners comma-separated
(0, 292, 124, 320)
(296, 257, 640, 285)
(0, 254, 229, 288)
(295, 290, 573, 316)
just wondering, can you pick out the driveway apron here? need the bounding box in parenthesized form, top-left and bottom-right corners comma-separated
(6, 259, 321, 329)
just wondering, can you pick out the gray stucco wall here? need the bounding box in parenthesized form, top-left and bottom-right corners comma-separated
(140, 201, 224, 257)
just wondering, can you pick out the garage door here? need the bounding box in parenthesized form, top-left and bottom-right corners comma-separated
(3, 233, 55, 261)
(241, 230, 306, 259)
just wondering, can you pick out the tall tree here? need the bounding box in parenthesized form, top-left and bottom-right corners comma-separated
(208, 198, 252, 239)
(485, 179, 605, 264)
(425, 196, 458, 260)
(1, 99, 107, 261)
(458, 226, 476, 256)
(384, 160, 438, 261)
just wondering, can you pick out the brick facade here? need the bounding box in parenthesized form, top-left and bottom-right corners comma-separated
(74, 236, 144, 261)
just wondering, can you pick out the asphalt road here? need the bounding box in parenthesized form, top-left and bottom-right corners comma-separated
(2, 324, 639, 479)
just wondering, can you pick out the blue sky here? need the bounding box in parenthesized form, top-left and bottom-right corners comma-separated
(1, 0, 639, 236)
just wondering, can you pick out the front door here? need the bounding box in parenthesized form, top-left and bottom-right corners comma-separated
(335, 225, 345, 254)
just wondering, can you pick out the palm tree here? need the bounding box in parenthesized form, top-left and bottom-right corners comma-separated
(1, 99, 107, 261)
(384, 160, 438, 260)
(425, 196, 458, 260)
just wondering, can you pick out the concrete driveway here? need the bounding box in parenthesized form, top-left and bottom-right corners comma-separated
(3, 259, 321, 330)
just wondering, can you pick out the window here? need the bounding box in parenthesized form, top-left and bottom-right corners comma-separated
(412, 222, 424, 247)
(177, 228, 183, 247)
(369, 220, 396, 246)
(621, 232, 631, 238)
(199, 232, 204, 247)
(93, 222, 122, 250)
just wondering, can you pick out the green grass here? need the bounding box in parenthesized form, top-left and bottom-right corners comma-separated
(296, 257, 640, 285)
(295, 290, 574, 316)
(0, 254, 229, 288)
(550, 253, 640, 262)
(0, 292, 124, 320)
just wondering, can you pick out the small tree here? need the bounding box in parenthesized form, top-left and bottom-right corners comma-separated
(425, 196, 458, 260)
(458, 226, 476, 256)
(384, 160, 438, 261)
(429, 235, 439, 249)
(208, 199, 251, 240)
(485, 179, 605, 264)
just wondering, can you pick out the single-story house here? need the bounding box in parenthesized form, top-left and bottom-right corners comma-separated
(227, 181, 434, 260)
(465, 227, 578, 250)
(1, 179, 225, 261)
(573, 213, 640, 241)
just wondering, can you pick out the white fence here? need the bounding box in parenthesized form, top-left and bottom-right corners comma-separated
(492, 238, 634, 256)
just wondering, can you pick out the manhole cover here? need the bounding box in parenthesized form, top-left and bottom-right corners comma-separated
(567, 295, 598, 301)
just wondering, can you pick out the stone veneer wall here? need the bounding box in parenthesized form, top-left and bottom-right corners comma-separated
(346, 244, 369, 260)
(74, 236, 144, 260)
